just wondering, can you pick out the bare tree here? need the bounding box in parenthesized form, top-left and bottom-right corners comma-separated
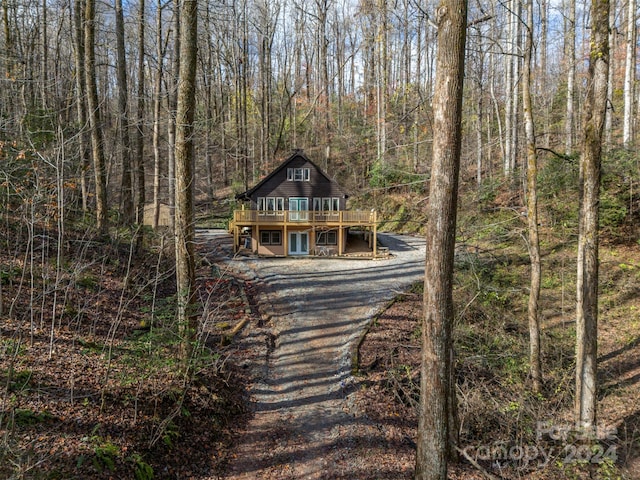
(622, 0, 636, 147)
(85, 0, 108, 232)
(503, 0, 521, 176)
(575, 0, 609, 431)
(135, 0, 146, 231)
(151, 0, 166, 229)
(565, 0, 576, 155)
(375, 0, 388, 166)
(415, 0, 468, 478)
(167, 0, 180, 230)
(73, 0, 91, 213)
(523, 0, 542, 393)
(605, 0, 617, 146)
(174, 0, 198, 361)
(115, 0, 134, 224)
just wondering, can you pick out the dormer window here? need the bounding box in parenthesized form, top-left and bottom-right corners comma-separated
(287, 167, 310, 181)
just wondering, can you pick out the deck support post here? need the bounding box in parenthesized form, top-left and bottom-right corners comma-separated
(233, 225, 239, 253)
(283, 224, 288, 256)
(255, 225, 259, 255)
(372, 213, 377, 258)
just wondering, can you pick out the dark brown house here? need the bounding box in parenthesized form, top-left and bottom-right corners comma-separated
(230, 150, 378, 257)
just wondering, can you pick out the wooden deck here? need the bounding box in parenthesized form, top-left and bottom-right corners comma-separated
(231, 209, 376, 227)
(229, 209, 380, 258)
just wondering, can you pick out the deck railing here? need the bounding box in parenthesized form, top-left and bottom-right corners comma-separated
(233, 209, 376, 226)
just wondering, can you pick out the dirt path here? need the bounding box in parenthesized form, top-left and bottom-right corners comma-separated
(201, 232, 425, 479)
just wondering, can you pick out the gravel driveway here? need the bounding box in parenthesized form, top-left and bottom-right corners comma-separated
(201, 232, 426, 479)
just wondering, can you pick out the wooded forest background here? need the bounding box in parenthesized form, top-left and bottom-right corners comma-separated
(2, 0, 639, 221)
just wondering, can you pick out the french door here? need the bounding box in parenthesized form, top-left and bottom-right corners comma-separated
(289, 197, 308, 221)
(289, 232, 309, 255)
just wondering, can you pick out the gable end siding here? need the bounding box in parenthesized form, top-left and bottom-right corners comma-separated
(247, 156, 347, 210)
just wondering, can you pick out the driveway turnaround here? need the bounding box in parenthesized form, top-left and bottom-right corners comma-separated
(211, 232, 426, 479)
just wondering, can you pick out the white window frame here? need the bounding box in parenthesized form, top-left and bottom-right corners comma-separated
(266, 197, 276, 215)
(257, 197, 266, 215)
(287, 167, 310, 182)
(289, 197, 309, 221)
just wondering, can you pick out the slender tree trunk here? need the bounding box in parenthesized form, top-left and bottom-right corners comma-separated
(135, 0, 146, 230)
(152, 0, 164, 229)
(375, 0, 388, 165)
(167, 1, 180, 231)
(523, 0, 542, 394)
(490, 50, 506, 171)
(415, 0, 467, 478)
(84, 0, 108, 232)
(503, 0, 521, 176)
(510, 0, 521, 174)
(40, 0, 48, 110)
(575, 0, 609, 432)
(2, 0, 13, 77)
(316, 0, 332, 169)
(540, 0, 551, 148)
(73, 0, 91, 213)
(605, 0, 617, 146)
(115, 0, 134, 225)
(565, 0, 576, 155)
(623, 0, 636, 147)
(174, 0, 198, 363)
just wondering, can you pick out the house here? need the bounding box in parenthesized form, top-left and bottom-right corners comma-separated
(230, 150, 378, 257)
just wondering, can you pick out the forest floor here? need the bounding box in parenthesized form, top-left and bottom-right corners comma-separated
(1, 220, 638, 479)
(351, 242, 640, 479)
(0, 229, 252, 479)
(216, 227, 640, 480)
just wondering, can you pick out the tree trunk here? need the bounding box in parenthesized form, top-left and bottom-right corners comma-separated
(575, 0, 609, 431)
(84, 0, 108, 232)
(73, 0, 91, 213)
(115, 0, 134, 225)
(503, 0, 520, 176)
(135, 0, 146, 230)
(415, 0, 467, 478)
(605, 0, 617, 147)
(622, 0, 636, 147)
(523, 0, 542, 394)
(167, 0, 180, 231)
(2, 0, 13, 77)
(152, 0, 164, 229)
(174, 0, 198, 363)
(40, 0, 48, 110)
(375, 0, 388, 165)
(565, 0, 576, 155)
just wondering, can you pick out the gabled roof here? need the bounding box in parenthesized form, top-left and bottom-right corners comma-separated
(235, 149, 348, 201)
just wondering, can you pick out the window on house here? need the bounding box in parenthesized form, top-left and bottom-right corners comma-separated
(261, 230, 282, 245)
(258, 197, 284, 214)
(332, 198, 340, 212)
(266, 197, 275, 214)
(313, 198, 322, 211)
(316, 230, 337, 245)
(287, 167, 310, 181)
